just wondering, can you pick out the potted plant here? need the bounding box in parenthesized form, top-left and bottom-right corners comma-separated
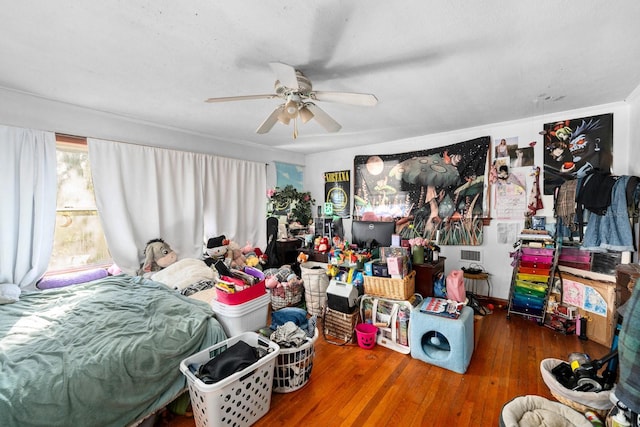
(268, 185, 316, 226)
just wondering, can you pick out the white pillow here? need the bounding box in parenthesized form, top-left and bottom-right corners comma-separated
(151, 258, 215, 291)
(0, 283, 21, 304)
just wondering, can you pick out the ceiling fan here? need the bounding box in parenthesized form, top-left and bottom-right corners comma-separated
(205, 62, 378, 138)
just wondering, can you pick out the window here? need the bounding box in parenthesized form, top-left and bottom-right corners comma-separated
(47, 135, 111, 272)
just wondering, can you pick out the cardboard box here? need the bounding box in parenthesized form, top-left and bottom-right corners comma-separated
(561, 272, 617, 347)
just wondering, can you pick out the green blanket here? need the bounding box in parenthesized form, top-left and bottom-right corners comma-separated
(0, 275, 226, 427)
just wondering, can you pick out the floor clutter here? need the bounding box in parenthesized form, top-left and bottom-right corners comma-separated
(174, 220, 637, 427)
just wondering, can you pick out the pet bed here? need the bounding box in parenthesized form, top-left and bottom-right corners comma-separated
(0, 275, 226, 427)
(499, 395, 592, 427)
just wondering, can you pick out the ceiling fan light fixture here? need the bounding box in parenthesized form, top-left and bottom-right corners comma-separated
(277, 108, 291, 125)
(284, 99, 299, 118)
(299, 105, 314, 124)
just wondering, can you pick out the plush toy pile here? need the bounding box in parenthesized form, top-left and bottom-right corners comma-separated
(263, 265, 304, 310)
(203, 235, 266, 271)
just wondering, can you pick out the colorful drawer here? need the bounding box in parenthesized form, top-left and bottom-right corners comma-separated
(516, 273, 549, 283)
(559, 247, 591, 261)
(519, 261, 552, 270)
(521, 254, 554, 264)
(518, 266, 551, 276)
(515, 280, 547, 294)
(512, 294, 545, 310)
(515, 282, 547, 298)
(522, 248, 554, 257)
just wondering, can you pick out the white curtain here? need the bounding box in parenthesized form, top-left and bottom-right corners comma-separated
(0, 125, 57, 294)
(88, 139, 266, 275)
(202, 155, 267, 249)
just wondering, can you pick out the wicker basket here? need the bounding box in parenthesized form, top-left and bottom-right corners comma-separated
(322, 307, 359, 345)
(363, 270, 416, 300)
(270, 281, 304, 311)
(540, 358, 613, 419)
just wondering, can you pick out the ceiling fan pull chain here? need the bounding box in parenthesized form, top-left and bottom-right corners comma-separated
(293, 118, 298, 139)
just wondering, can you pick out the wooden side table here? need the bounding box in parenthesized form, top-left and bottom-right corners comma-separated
(413, 258, 445, 297)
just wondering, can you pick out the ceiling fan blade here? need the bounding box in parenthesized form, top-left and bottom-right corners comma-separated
(310, 91, 378, 106)
(205, 94, 276, 103)
(305, 103, 342, 132)
(256, 106, 283, 134)
(269, 62, 299, 89)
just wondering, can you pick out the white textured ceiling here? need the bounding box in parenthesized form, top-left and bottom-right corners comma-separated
(2, 1, 640, 154)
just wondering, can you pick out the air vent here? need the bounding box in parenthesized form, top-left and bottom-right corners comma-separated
(460, 249, 482, 263)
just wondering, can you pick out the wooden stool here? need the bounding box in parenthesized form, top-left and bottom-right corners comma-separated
(463, 271, 491, 297)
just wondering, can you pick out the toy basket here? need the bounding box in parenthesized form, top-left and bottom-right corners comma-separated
(539, 358, 613, 418)
(179, 332, 280, 427)
(300, 261, 330, 316)
(272, 327, 318, 393)
(270, 281, 304, 311)
(322, 306, 360, 345)
(363, 270, 416, 300)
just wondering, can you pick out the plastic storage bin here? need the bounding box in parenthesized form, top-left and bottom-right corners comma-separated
(180, 332, 280, 427)
(215, 280, 266, 305)
(273, 328, 318, 393)
(211, 293, 270, 336)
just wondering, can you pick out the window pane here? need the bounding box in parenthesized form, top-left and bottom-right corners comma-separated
(48, 143, 111, 271)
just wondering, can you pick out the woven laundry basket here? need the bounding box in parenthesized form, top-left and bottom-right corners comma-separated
(539, 358, 614, 418)
(300, 261, 329, 316)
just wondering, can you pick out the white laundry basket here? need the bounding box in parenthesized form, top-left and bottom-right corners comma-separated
(180, 332, 280, 427)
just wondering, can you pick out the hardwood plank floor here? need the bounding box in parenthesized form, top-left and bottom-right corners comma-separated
(162, 306, 609, 427)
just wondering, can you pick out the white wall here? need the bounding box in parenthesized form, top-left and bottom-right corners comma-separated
(2, 86, 634, 299)
(0, 87, 306, 166)
(627, 86, 640, 175)
(304, 102, 632, 300)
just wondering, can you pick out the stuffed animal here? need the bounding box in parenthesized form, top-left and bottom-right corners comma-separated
(203, 235, 229, 267)
(297, 252, 309, 264)
(317, 236, 330, 253)
(137, 238, 177, 276)
(244, 250, 261, 268)
(227, 241, 247, 269)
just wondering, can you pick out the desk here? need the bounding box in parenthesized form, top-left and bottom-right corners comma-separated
(275, 239, 302, 266)
(413, 258, 445, 297)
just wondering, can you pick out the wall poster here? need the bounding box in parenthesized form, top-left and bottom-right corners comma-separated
(543, 113, 613, 195)
(324, 170, 351, 218)
(353, 136, 490, 245)
(275, 161, 304, 191)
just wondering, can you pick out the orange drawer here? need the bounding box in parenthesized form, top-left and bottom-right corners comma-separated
(518, 266, 551, 276)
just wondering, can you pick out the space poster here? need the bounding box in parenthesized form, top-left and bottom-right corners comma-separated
(353, 136, 490, 245)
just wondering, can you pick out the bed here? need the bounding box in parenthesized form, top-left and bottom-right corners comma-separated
(0, 274, 227, 427)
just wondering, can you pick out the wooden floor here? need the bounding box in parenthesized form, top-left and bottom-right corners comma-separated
(161, 305, 609, 426)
